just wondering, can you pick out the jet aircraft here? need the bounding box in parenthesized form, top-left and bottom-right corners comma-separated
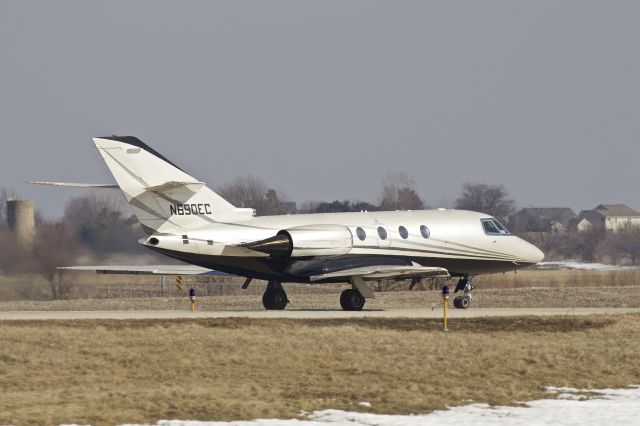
(34, 136, 544, 310)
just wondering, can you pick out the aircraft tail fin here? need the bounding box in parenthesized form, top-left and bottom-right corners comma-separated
(93, 136, 253, 234)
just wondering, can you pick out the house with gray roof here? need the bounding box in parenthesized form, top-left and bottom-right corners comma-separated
(509, 207, 576, 233)
(574, 204, 640, 232)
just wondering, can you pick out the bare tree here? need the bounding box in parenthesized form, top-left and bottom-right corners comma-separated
(217, 175, 267, 209)
(63, 193, 141, 253)
(455, 183, 515, 223)
(378, 172, 425, 211)
(596, 224, 640, 265)
(0, 187, 18, 227)
(0, 227, 21, 274)
(217, 175, 292, 216)
(32, 222, 80, 299)
(300, 199, 379, 213)
(298, 200, 322, 213)
(63, 192, 127, 223)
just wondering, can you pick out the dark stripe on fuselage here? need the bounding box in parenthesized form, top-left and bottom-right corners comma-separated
(353, 244, 519, 262)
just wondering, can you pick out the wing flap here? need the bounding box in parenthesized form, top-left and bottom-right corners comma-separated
(310, 265, 449, 281)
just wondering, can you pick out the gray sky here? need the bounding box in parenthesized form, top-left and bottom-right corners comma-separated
(2, 1, 639, 218)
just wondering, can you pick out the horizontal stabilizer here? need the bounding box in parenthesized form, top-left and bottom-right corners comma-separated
(58, 265, 231, 276)
(310, 265, 449, 281)
(28, 181, 119, 189)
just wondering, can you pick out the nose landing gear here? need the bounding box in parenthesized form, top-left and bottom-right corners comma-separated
(453, 276, 474, 309)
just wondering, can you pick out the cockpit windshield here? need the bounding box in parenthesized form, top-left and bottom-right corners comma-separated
(481, 218, 511, 235)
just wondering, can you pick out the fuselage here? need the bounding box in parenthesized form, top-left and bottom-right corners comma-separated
(142, 209, 544, 283)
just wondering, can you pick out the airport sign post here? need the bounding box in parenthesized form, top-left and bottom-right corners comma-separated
(442, 285, 449, 331)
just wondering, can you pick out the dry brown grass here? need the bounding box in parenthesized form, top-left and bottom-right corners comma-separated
(2, 285, 640, 312)
(3, 269, 640, 303)
(477, 269, 640, 289)
(1, 315, 639, 425)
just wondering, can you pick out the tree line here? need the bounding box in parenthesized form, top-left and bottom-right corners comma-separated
(220, 172, 516, 220)
(0, 173, 638, 300)
(0, 175, 512, 299)
(0, 191, 145, 299)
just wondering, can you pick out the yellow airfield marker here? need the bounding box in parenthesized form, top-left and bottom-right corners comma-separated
(442, 284, 450, 331)
(189, 288, 196, 313)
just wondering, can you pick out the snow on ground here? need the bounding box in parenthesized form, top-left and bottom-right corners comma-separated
(536, 260, 639, 271)
(118, 386, 640, 426)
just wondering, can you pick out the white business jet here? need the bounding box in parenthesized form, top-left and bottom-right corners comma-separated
(33, 136, 544, 311)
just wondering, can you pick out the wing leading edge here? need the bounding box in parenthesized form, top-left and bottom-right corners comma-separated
(58, 265, 231, 276)
(29, 181, 120, 189)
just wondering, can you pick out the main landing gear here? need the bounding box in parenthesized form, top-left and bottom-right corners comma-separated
(260, 279, 369, 311)
(453, 276, 474, 309)
(340, 288, 366, 311)
(262, 281, 289, 310)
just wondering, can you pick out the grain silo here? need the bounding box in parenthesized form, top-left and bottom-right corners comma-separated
(7, 199, 36, 250)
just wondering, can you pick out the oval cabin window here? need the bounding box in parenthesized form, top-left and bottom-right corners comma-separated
(398, 226, 409, 239)
(377, 226, 388, 240)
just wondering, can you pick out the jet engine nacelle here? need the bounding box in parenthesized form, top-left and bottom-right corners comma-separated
(282, 224, 353, 257)
(242, 224, 353, 257)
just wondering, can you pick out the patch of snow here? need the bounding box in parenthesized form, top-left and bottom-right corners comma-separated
(357, 402, 371, 408)
(536, 261, 639, 271)
(116, 386, 640, 426)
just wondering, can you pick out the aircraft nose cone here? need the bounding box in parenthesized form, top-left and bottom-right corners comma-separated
(527, 244, 545, 264)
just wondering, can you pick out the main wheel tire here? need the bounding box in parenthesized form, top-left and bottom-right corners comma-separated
(262, 288, 288, 310)
(350, 289, 365, 311)
(340, 289, 366, 311)
(453, 296, 462, 309)
(459, 295, 471, 309)
(262, 290, 273, 310)
(340, 289, 353, 310)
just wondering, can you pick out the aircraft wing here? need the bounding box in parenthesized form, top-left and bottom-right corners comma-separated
(58, 265, 231, 276)
(309, 264, 450, 281)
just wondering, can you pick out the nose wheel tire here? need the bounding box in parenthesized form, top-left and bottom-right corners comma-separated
(453, 276, 474, 309)
(453, 296, 461, 309)
(453, 295, 471, 309)
(262, 282, 289, 310)
(340, 288, 366, 311)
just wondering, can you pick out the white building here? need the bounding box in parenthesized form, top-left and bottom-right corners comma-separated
(575, 204, 640, 232)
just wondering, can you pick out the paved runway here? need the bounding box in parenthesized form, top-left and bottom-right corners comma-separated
(0, 307, 639, 320)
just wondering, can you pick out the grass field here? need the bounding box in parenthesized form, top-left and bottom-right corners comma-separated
(2, 268, 640, 303)
(1, 315, 639, 425)
(2, 286, 640, 312)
